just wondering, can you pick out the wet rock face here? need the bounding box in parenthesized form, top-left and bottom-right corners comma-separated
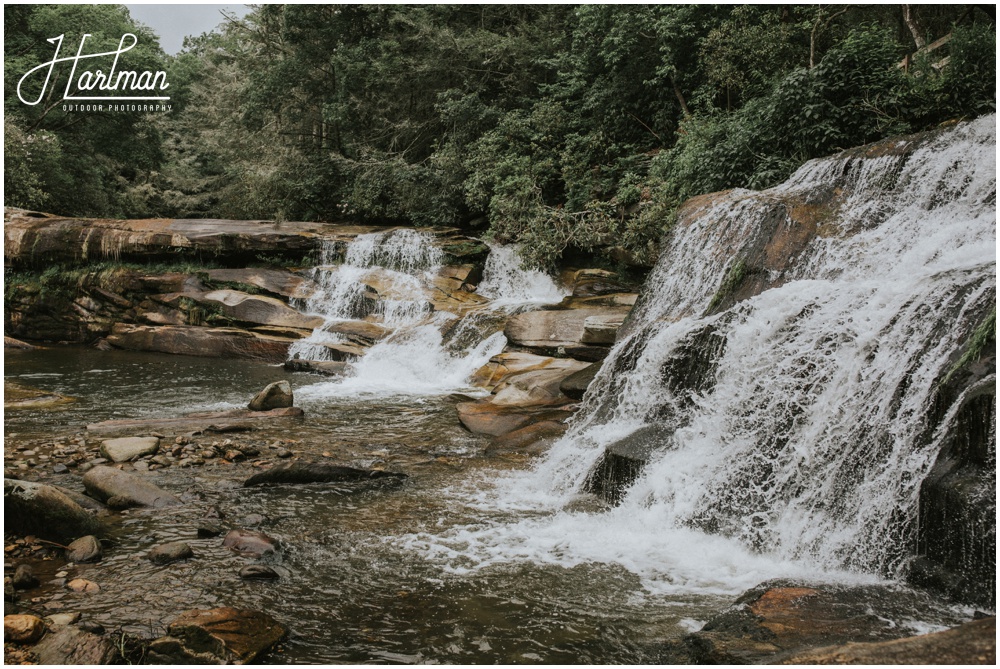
(147, 606, 287, 664)
(913, 376, 996, 607)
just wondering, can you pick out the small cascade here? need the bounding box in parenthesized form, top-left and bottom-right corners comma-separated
(405, 116, 996, 595)
(292, 232, 567, 398)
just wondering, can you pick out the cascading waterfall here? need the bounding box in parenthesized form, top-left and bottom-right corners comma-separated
(405, 116, 996, 595)
(294, 231, 567, 398)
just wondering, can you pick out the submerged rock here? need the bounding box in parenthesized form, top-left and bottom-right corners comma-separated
(239, 565, 281, 580)
(148, 541, 195, 565)
(4, 479, 105, 541)
(82, 465, 181, 508)
(65, 535, 103, 563)
(223, 529, 280, 557)
(12, 564, 40, 590)
(248, 380, 293, 412)
(243, 461, 407, 487)
(147, 607, 286, 664)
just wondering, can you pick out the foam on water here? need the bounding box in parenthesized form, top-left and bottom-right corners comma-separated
(476, 244, 569, 307)
(403, 115, 997, 595)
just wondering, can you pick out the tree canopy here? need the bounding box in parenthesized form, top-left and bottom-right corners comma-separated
(4, 4, 995, 266)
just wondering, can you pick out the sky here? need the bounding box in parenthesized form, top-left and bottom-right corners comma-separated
(125, 3, 251, 54)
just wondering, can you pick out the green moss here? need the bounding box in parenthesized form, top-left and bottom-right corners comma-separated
(707, 258, 748, 312)
(943, 307, 996, 385)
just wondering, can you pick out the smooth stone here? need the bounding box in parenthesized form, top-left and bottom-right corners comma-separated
(82, 465, 181, 508)
(99, 436, 160, 463)
(4, 479, 105, 541)
(66, 578, 100, 593)
(239, 565, 281, 580)
(44, 611, 81, 627)
(248, 380, 294, 412)
(222, 529, 279, 557)
(243, 461, 407, 487)
(4, 614, 46, 643)
(12, 564, 40, 589)
(65, 535, 103, 563)
(148, 541, 195, 565)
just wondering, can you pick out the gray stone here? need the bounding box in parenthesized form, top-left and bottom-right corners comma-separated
(82, 465, 181, 508)
(12, 564, 39, 590)
(34, 625, 117, 664)
(4, 479, 105, 541)
(248, 380, 293, 412)
(148, 541, 194, 565)
(99, 436, 160, 463)
(239, 565, 281, 580)
(243, 461, 407, 487)
(66, 535, 103, 563)
(559, 362, 601, 400)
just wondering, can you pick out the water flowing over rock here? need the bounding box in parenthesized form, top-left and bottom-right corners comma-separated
(456, 116, 995, 607)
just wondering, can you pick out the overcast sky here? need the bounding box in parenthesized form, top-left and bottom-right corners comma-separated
(125, 3, 251, 54)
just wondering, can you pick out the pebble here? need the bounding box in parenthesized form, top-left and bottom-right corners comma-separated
(148, 541, 195, 565)
(52, 463, 69, 474)
(276, 448, 292, 458)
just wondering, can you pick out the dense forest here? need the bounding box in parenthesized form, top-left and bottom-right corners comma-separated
(4, 4, 995, 267)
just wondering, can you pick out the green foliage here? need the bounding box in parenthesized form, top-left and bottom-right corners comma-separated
(708, 259, 749, 312)
(943, 307, 996, 385)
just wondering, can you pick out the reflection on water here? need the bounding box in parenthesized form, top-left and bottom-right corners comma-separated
(4, 347, 725, 663)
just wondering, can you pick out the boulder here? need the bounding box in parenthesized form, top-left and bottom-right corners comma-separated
(4, 614, 46, 644)
(559, 362, 601, 400)
(65, 535, 103, 563)
(204, 268, 316, 299)
(470, 352, 587, 391)
(456, 401, 575, 437)
(34, 625, 117, 664)
(105, 324, 292, 363)
(282, 359, 350, 376)
(222, 529, 279, 557)
(248, 381, 293, 412)
(147, 607, 286, 665)
(777, 616, 995, 665)
(504, 306, 632, 353)
(491, 362, 589, 407)
(149, 541, 195, 565)
(4, 479, 105, 541)
(581, 313, 626, 345)
(99, 436, 160, 463)
(200, 290, 325, 330)
(243, 461, 407, 487)
(82, 465, 181, 508)
(12, 564, 40, 590)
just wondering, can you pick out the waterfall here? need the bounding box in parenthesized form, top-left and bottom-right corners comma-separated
(294, 232, 565, 398)
(405, 116, 996, 594)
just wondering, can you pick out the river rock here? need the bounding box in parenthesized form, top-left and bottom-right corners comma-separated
(4, 614, 46, 643)
(33, 625, 117, 664)
(44, 612, 82, 628)
(149, 541, 195, 565)
(223, 529, 279, 557)
(199, 289, 325, 330)
(99, 436, 160, 463)
(243, 461, 408, 487)
(559, 362, 601, 400)
(248, 380, 293, 411)
(147, 607, 286, 664)
(105, 323, 293, 363)
(239, 565, 281, 580)
(456, 401, 575, 437)
(4, 479, 105, 541)
(66, 535, 103, 563)
(12, 564, 40, 590)
(487, 419, 569, 454)
(777, 615, 995, 664)
(491, 362, 589, 406)
(82, 465, 181, 508)
(66, 578, 101, 593)
(504, 306, 632, 355)
(4, 336, 36, 350)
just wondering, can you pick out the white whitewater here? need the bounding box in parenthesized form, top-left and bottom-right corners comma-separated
(294, 231, 566, 399)
(405, 116, 996, 595)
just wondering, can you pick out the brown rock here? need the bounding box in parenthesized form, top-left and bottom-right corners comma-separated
(4, 614, 46, 643)
(200, 290, 325, 330)
(66, 578, 101, 593)
(204, 268, 316, 299)
(65, 534, 103, 563)
(456, 401, 575, 437)
(148, 607, 286, 664)
(34, 625, 117, 664)
(105, 324, 292, 363)
(86, 406, 305, 437)
(4, 479, 105, 541)
(148, 541, 195, 565)
(488, 419, 569, 453)
(778, 616, 996, 665)
(504, 307, 631, 351)
(222, 529, 279, 557)
(82, 465, 181, 508)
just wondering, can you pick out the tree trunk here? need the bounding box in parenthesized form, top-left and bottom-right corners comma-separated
(902, 5, 927, 50)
